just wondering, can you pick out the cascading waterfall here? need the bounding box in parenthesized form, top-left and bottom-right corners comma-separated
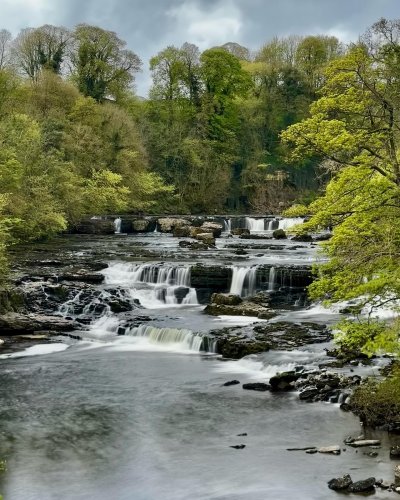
(268, 267, 276, 291)
(278, 218, 304, 230)
(230, 266, 258, 297)
(114, 217, 122, 234)
(103, 262, 198, 307)
(125, 325, 217, 352)
(245, 217, 265, 232)
(267, 220, 276, 230)
(223, 219, 231, 233)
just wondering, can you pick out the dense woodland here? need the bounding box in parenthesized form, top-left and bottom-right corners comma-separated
(0, 19, 400, 354)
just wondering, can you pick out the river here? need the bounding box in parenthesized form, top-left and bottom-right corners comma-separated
(0, 218, 395, 499)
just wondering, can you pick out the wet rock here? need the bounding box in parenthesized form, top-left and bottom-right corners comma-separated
(178, 240, 210, 251)
(390, 445, 400, 459)
(194, 233, 216, 246)
(132, 219, 155, 232)
(0, 313, 76, 334)
(230, 444, 246, 450)
(291, 234, 313, 242)
(157, 217, 189, 233)
(349, 440, 381, 447)
(242, 382, 270, 391)
(305, 448, 318, 454)
(200, 222, 223, 238)
(216, 337, 270, 359)
(272, 229, 287, 239)
(74, 219, 115, 234)
(173, 225, 193, 237)
(237, 433, 247, 436)
(394, 464, 400, 485)
(210, 293, 243, 306)
(204, 302, 276, 318)
(318, 445, 341, 455)
(234, 248, 248, 255)
(299, 387, 319, 401)
(223, 380, 240, 386)
(231, 228, 250, 236)
(348, 477, 376, 493)
(327, 474, 353, 491)
(58, 271, 104, 284)
(269, 371, 300, 391)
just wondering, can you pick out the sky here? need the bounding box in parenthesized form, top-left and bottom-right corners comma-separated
(2, 0, 400, 95)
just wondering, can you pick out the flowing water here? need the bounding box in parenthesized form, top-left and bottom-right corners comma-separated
(0, 222, 394, 499)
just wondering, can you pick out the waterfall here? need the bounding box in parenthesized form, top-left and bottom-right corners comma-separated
(103, 263, 198, 307)
(114, 217, 122, 234)
(267, 219, 276, 230)
(245, 217, 265, 232)
(278, 218, 304, 230)
(125, 325, 217, 353)
(268, 267, 276, 291)
(224, 219, 232, 233)
(229, 266, 258, 297)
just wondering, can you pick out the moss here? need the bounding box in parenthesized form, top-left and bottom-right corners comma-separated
(0, 288, 25, 314)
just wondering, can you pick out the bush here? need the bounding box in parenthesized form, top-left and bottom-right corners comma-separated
(350, 370, 400, 427)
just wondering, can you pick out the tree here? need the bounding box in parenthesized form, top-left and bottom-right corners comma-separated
(12, 25, 71, 80)
(0, 29, 12, 70)
(282, 21, 400, 353)
(72, 24, 141, 102)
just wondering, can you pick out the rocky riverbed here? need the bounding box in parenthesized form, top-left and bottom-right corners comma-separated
(0, 216, 399, 498)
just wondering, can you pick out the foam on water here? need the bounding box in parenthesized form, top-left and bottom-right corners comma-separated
(0, 343, 69, 359)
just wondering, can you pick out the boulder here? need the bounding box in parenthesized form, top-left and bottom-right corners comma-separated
(327, 474, 353, 491)
(231, 228, 250, 236)
(272, 229, 287, 239)
(390, 445, 400, 459)
(178, 240, 211, 251)
(269, 371, 300, 391)
(210, 293, 243, 306)
(348, 439, 381, 447)
(299, 387, 319, 401)
(242, 382, 270, 391)
(132, 219, 153, 232)
(173, 225, 193, 237)
(157, 218, 189, 233)
(200, 222, 223, 237)
(0, 313, 76, 334)
(204, 302, 276, 318)
(348, 477, 376, 493)
(223, 380, 240, 386)
(194, 233, 216, 246)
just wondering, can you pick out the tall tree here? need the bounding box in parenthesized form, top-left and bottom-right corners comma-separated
(72, 24, 141, 102)
(0, 29, 12, 70)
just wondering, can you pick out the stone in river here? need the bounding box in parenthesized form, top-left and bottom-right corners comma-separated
(327, 474, 353, 491)
(390, 445, 400, 458)
(318, 445, 341, 455)
(223, 380, 240, 386)
(347, 477, 376, 493)
(230, 444, 246, 450)
(242, 382, 270, 392)
(348, 439, 381, 447)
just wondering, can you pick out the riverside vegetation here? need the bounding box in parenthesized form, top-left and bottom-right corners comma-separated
(0, 16, 400, 467)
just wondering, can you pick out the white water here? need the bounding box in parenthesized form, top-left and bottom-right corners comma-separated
(229, 266, 258, 297)
(103, 262, 198, 307)
(223, 218, 231, 233)
(268, 266, 276, 291)
(0, 343, 69, 359)
(278, 218, 304, 230)
(85, 316, 216, 353)
(114, 217, 122, 234)
(245, 217, 265, 232)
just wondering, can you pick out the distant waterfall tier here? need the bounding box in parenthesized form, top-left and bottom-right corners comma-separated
(126, 325, 216, 352)
(245, 217, 265, 232)
(102, 263, 199, 307)
(223, 219, 232, 233)
(277, 218, 305, 230)
(229, 265, 312, 303)
(114, 217, 122, 234)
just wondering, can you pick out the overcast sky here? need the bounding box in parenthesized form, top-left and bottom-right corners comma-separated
(2, 0, 400, 95)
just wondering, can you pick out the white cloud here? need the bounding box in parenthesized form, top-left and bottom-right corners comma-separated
(166, 0, 242, 49)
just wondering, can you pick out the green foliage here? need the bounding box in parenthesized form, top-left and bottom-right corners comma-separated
(350, 367, 400, 427)
(282, 19, 400, 353)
